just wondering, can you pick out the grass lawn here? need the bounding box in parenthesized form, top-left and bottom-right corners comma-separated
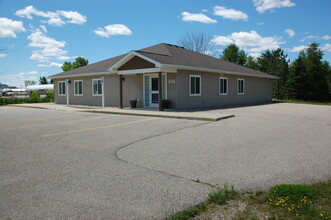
(166, 179, 331, 220)
(278, 100, 331, 106)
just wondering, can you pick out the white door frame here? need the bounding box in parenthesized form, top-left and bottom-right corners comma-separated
(143, 73, 167, 108)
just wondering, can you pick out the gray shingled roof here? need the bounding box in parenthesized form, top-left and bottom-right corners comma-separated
(50, 43, 276, 79)
(49, 54, 126, 78)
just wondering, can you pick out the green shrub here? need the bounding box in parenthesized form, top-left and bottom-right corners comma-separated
(46, 90, 54, 101)
(0, 93, 53, 106)
(29, 91, 41, 103)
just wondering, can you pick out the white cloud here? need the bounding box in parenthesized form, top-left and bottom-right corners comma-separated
(321, 35, 331, 40)
(43, 17, 65, 26)
(0, 53, 8, 58)
(94, 24, 132, 37)
(288, 45, 308, 52)
(28, 29, 65, 48)
(204, 50, 214, 56)
(15, 5, 87, 27)
(56, 56, 71, 60)
(253, 0, 296, 13)
(39, 25, 47, 33)
(211, 30, 285, 53)
(322, 44, 331, 52)
(300, 35, 331, 42)
(248, 53, 261, 58)
(257, 22, 264, 25)
(57, 10, 87, 25)
(26, 71, 39, 75)
(284, 29, 295, 38)
(181, 12, 217, 24)
(15, 5, 40, 19)
(30, 51, 47, 61)
(213, 6, 248, 21)
(27, 28, 68, 63)
(0, 71, 40, 87)
(38, 62, 62, 68)
(0, 17, 25, 38)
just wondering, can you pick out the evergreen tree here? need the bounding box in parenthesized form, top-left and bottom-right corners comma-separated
(39, 76, 49, 85)
(322, 61, 331, 98)
(305, 42, 329, 100)
(257, 48, 289, 99)
(244, 55, 259, 70)
(220, 43, 247, 66)
(287, 53, 306, 99)
(287, 42, 329, 100)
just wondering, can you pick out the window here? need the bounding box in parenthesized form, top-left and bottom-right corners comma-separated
(58, 81, 66, 96)
(151, 77, 158, 91)
(189, 75, 201, 96)
(74, 80, 83, 96)
(219, 77, 228, 95)
(237, 79, 244, 95)
(92, 79, 103, 96)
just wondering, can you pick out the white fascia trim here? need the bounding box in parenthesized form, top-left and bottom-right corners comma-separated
(160, 64, 277, 79)
(49, 72, 114, 79)
(109, 51, 162, 72)
(118, 67, 177, 75)
(118, 68, 161, 75)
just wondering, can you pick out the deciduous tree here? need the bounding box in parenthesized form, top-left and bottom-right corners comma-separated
(61, 57, 89, 72)
(178, 32, 217, 55)
(24, 80, 36, 87)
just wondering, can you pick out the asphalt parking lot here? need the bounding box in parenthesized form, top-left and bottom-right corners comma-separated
(1, 103, 330, 219)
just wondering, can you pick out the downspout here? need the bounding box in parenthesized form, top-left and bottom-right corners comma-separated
(66, 79, 69, 106)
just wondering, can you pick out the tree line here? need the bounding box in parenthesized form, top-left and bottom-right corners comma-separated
(220, 42, 331, 101)
(178, 33, 330, 101)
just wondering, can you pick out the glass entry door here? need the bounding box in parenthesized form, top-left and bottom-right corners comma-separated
(150, 76, 159, 108)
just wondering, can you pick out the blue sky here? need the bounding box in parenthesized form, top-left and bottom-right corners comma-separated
(1, 0, 330, 87)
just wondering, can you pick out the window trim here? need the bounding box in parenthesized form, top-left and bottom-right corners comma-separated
(219, 77, 228, 95)
(189, 74, 201, 96)
(92, 79, 103, 96)
(237, 78, 245, 95)
(74, 80, 83, 96)
(58, 81, 66, 96)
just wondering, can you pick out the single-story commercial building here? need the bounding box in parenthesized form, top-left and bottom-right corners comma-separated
(49, 43, 277, 110)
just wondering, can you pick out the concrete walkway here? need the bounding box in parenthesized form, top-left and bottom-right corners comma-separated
(9, 103, 234, 121)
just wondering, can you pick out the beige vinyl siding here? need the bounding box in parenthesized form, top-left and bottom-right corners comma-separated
(122, 74, 144, 108)
(166, 73, 177, 109)
(176, 69, 272, 110)
(55, 76, 120, 107)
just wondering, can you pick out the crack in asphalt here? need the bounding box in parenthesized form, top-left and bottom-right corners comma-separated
(114, 120, 218, 188)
